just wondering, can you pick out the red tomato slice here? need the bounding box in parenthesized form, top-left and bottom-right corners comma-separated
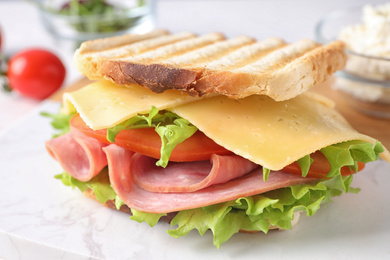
(70, 114, 364, 176)
(70, 114, 233, 162)
(282, 151, 365, 178)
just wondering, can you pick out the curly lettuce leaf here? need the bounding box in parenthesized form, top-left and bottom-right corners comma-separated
(297, 154, 314, 177)
(55, 170, 340, 248)
(115, 196, 126, 210)
(154, 118, 197, 167)
(55, 161, 369, 248)
(130, 209, 167, 227)
(41, 111, 74, 138)
(261, 141, 383, 181)
(292, 140, 384, 178)
(134, 175, 355, 248)
(55, 169, 117, 204)
(106, 106, 161, 142)
(107, 106, 197, 167)
(262, 167, 271, 181)
(52, 127, 384, 248)
(320, 140, 384, 177)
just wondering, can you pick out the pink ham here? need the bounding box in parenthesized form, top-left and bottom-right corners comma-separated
(104, 144, 318, 214)
(45, 132, 108, 182)
(132, 153, 259, 192)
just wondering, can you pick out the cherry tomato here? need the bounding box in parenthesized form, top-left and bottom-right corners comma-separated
(7, 49, 66, 99)
(70, 114, 233, 162)
(282, 151, 365, 178)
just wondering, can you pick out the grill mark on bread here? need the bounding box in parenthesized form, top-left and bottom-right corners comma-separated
(95, 35, 257, 94)
(74, 31, 347, 100)
(194, 40, 341, 99)
(119, 32, 226, 64)
(78, 29, 169, 53)
(204, 38, 287, 70)
(88, 32, 196, 59)
(165, 36, 255, 67)
(235, 39, 319, 73)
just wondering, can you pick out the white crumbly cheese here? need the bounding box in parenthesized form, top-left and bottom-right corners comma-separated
(335, 77, 384, 102)
(339, 3, 390, 57)
(337, 4, 390, 102)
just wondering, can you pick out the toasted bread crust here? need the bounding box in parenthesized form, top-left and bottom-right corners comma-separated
(100, 61, 200, 95)
(74, 31, 346, 101)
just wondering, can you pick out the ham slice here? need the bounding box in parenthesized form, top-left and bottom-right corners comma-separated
(104, 144, 318, 214)
(132, 153, 259, 192)
(45, 132, 108, 182)
(47, 129, 319, 214)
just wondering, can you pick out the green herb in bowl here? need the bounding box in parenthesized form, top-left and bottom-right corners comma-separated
(55, 0, 146, 33)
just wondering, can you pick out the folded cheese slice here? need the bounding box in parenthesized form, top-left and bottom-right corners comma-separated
(172, 93, 389, 170)
(62, 80, 390, 170)
(62, 80, 205, 130)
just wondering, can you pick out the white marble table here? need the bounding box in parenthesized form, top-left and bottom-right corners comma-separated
(0, 1, 389, 259)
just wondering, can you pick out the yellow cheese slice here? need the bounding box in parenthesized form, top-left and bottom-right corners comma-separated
(63, 80, 389, 170)
(62, 80, 205, 130)
(171, 92, 390, 170)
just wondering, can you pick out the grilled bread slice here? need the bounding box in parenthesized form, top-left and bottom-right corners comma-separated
(74, 30, 346, 101)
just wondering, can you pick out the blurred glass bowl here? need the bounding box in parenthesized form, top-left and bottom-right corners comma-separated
(316, 5, 390, 118)
(35, 0, 156, 49)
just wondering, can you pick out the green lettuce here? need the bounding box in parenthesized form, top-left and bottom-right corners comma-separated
(55, 165, 364, 248)
(262, 167, 271, 181)
(55, 168, 118, 204)
(42, 107, 198, 168)
(129, 175, 356, 248)
(297, 154, 314, 177)
(54, 138, 383, 248)
(41, 111, 74, 138)
(294, 140, 384, 178)
(320, 140, 384, 177)
(48, 108, 385, 248)
(113, 141, 382, 248)
(43, 108, 383, 178)
(56, 171, 353, 248)
(130, 209, 167, 227)
(106, 106, 197, 167)
(263, 140, 383, 181)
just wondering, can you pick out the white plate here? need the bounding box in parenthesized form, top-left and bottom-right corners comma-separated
(0, 101, 389, 260)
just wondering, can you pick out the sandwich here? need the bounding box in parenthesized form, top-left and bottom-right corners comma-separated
(44, 30, 390, 248)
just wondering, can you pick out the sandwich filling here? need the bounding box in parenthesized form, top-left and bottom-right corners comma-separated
(45, 80, 389, 248)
